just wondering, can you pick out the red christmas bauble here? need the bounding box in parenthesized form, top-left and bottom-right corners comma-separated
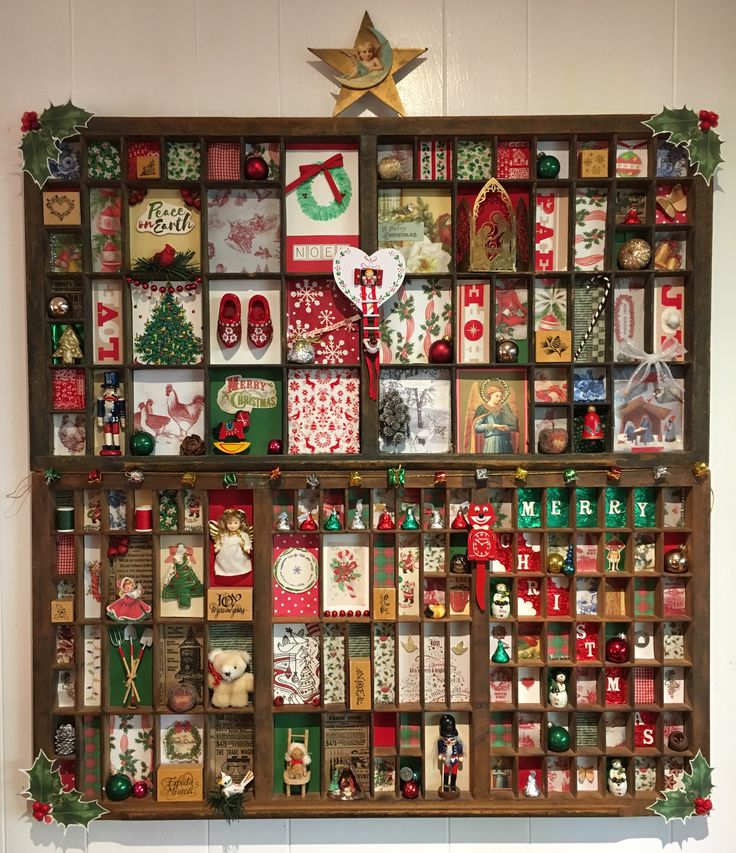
(245, 155, 269, 180)
(131, 780, 149, 799)
(428, 337, 453, 364)
(605, 634, 629, 663)
(402, 780, 419, 799)
(267, 439, 283, 454)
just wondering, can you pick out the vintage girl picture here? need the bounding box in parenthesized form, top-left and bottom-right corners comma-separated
(456, 370, 527, 454)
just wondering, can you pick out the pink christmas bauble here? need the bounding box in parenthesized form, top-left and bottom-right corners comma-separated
(131, 780, 149, 799)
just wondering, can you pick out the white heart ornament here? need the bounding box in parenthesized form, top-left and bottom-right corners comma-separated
(332, 247, 406, 311)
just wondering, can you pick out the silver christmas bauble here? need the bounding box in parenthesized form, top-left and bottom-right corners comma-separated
(48, 296, 70, 317)
(496, 339, 519, 363)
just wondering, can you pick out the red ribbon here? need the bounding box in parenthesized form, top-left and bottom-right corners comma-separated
(208, 660, 223, 687)
(174, 721, 192, 734)
(284, 153, 344, 203)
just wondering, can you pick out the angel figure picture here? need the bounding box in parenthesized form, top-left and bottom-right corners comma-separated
(335, 29, 393, 90)
(209, 508, 253, 579)
(458, 374, 526, 454)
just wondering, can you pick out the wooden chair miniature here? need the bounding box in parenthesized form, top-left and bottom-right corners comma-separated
(284, 728, 311, 798)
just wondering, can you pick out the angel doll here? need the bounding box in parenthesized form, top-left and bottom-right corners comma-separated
(106, 577, 151, 622)
(209, 508, 253, 578)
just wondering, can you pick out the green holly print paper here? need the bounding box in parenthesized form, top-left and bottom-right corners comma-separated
(457, 140, 493, 181)
(167, 142, 201, 181)
(87, 141, 121, 181)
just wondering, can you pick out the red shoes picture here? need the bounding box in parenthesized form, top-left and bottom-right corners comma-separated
(217, 293, 272, 349)
(247, 294, 272, 348)
(217, 293, 241, 348)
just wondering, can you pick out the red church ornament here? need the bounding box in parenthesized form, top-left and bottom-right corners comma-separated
(582, 405, 604, 440)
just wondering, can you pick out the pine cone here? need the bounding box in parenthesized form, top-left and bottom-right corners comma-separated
(54, 723, 76, 755)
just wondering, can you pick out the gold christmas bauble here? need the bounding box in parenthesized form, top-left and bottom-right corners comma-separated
(378, 156, 403, 180)
(618, 238, 652, 270)
(547, 553, 565, 574)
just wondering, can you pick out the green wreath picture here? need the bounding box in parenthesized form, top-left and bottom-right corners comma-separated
(164, 720, 202, 763)
(296, 162, 352, 221)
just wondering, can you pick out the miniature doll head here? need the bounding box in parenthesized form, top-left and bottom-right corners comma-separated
(220, 508, 246, 534)
(119, 577, 135, 595)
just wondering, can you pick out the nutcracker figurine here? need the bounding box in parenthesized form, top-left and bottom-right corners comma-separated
(97, 371, 126, 456)
(437, 714, 463, 799)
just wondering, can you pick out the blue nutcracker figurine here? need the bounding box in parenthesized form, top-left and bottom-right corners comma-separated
(97, 371, 126, 456)
(437, 714, 463, 799)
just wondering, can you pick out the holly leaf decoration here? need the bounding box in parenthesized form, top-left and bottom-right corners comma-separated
(682, 750, 714, 799)
(643, 106, 699, 146)
(39, 100, 94, 141)
(19, 131, 60, 188)
(686, 132, 724, 186)
(648, 788, 695, 823)
(49, 789, 108, 829)
(21, 750, 62, 803)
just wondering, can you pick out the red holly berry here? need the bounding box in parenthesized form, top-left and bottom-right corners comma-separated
(709, 111, 719, 123)
(699, 120, 711, 132)
(21, 110, 41, 132)
(699, 109, 709, 119)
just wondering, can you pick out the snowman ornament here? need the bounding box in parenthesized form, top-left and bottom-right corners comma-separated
(548, 672, 568, 708)
(607, 759, 627, 797)
(491, 583, 511, 619)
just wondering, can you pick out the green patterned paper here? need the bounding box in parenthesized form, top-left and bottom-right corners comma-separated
(605, 487, 628, 528)
(87, 141, 121, 181)
(633, 487, 656, 528)
(517, 489, 542, 528)
(546, 488, 570, 528)
(575, 488, 599, 528)
(167, 141, 201, 181)
(457, 140, 493, 181)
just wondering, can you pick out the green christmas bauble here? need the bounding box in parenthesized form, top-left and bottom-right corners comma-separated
(130, 430, 155, 456)
(105, 772, 133, 801)
(547, 724, 570, 753)
(537, 153, 561, 179)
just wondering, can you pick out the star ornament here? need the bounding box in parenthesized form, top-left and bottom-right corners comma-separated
(309, 12, 426, 117)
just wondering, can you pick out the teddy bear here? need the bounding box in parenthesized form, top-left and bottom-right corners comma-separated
(207, 648, 254, 708)
(285, 743, 311, 780)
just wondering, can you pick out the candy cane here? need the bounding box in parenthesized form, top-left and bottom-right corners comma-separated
(574, 275, 611, 361)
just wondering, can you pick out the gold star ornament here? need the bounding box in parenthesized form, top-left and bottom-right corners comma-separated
(309, 12, 427, 117)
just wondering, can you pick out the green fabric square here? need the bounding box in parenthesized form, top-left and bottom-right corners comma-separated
(167, 141, 201, 180)
(547, 629, 570, 660)
(633, 487, 656, 528)
(457, 140, 493, 181)
(374, 534, 395, 587)
(605, 487, 628, 527)
(517, 488, 542, 528)
(635, 580, 656, 616)
(546, 488, 570, 528)
(490, 713, 513, 747)
(575, 488, 599, 528)
(87, 141, 121, 180)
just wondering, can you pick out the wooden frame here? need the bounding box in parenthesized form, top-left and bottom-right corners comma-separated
(27, 116, 711, 819)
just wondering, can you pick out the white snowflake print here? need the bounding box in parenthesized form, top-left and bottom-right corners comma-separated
(289, 280, 323, 313)
(317, 308, 336, 327)
(316, 334, 349, 364)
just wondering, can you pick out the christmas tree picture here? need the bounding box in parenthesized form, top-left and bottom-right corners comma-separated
(133, 289, 203, 365)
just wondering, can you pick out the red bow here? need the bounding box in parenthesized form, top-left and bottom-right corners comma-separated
(174, 721, 191, 734)
(208, 660, 223, 687)
(284, 153, 344, 203)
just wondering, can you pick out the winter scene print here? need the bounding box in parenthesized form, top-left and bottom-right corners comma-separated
(378, 369, 451, 455)
(133, 370, 205, 455)
(208, 189, 281, 274)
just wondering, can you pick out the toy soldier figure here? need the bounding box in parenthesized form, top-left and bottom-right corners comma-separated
(97, 371, 126, 456)
(437, 714, 463, 799)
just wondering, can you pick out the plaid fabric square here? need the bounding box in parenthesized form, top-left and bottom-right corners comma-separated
(208, 143, 241, 180)
(373, 537, 395, 587)
(82, 715, 102, 798)
(634, 666, 656, 704)
(399, 724, 421, 749)
(547, 629, 570, 660)
(56, 535, 76, 575)
(490, 714, 513, 747)
(635, 581, 656, 616)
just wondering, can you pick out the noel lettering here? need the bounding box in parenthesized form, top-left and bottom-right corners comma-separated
(136, 201, 195, 235)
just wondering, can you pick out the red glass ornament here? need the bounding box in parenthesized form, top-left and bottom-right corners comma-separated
(339, 610, 346, 617)
(450, 510, 469, 530)
(402, 780, 419, 799)
(624, 208, 641, 225)
(346, 610, 354, 617)
(274, 695, 284, 707)
(376, 510, 394, 530)
(582, 406, 604, 440)
(131, 780, 149, 799)
(605, 633, 629, 663)
(267, 439, 283, 454)
(428, 337, 453, 364)
(244, 154, 269, 181)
